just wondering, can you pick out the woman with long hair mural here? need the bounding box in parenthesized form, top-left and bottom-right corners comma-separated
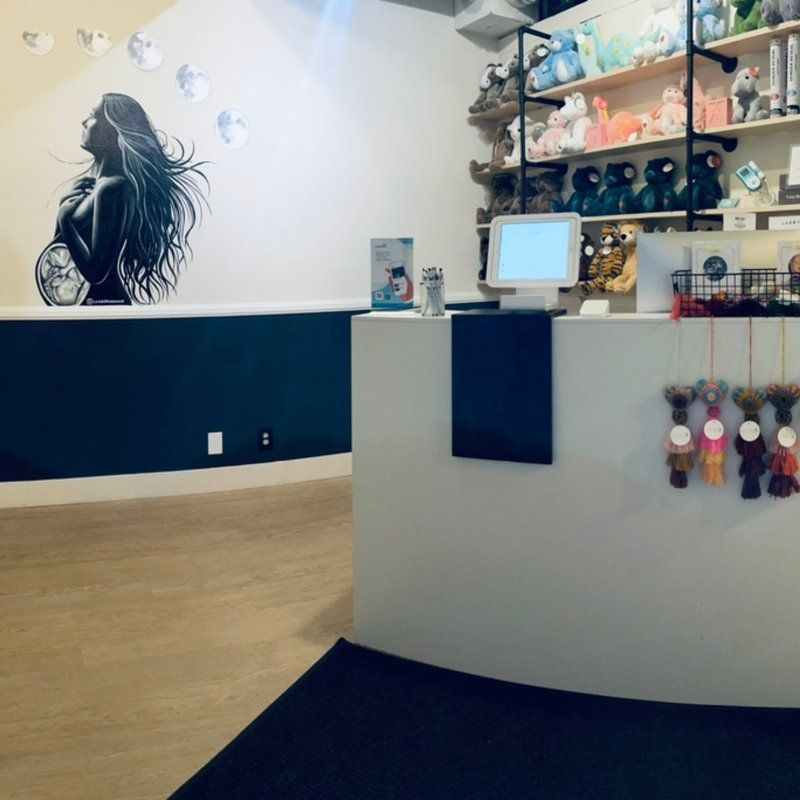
(37, 93, 209, 306)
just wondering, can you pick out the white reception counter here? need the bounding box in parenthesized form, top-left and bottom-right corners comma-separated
(352, 311, 800, 707)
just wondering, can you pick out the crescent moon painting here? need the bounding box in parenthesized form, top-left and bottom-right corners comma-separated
(176, 64, 211, 103)
(215, 109, 250, 150)
(22, 30, 55, 56)
(77, 28, 113, 58)
(127, 32, 164, 71)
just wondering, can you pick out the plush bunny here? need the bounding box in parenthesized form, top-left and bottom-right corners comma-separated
(530, 110, 567, 158)
(643, 83, 687, 135)
(559, 92, 591, 153)
(731, 66, 770, 123)
(607, 221, 645, 294)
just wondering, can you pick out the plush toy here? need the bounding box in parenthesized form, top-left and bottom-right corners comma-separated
(524, 43, 552, 95)
(580, 21, 639, 71)
(677, 150, 723, 210)
(731, 67, 770, 123)
(689, 0, 727, 44)
(478, 235, 489, 281)
(530, 110, 567, 158)
(477, 174, 517, 224)
(606, 111, 644, 143)
(762, 0, 783, 23)
(580, 224, 624, 294)
(632, 0, 683, 65)
(781, 0, 800, 20)
(574, 29, 602, 77)
(555, 166, 602, 215)
(558, 92, 591, 153)
(531, 171, 564, 213)
(498, 52, 529, 105)
(469, 64, 502, 114)
(584, 162, 637, 216)
(579, 232, 596, 281)
(642, 83, 687, 135)
(529, 29, 583, 91)
(635, 157, 679, 212)
(469, 123, 512, 174)
(509, 176, 539, 214)
(731, 0, 765, 33)
(607, 221, 645, 294)
(504, 115, 536, 165)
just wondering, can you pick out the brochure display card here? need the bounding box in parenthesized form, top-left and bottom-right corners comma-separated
(371, 238, 413, 310)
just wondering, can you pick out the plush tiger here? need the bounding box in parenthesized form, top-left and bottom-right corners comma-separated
(580, 223, 623, 295)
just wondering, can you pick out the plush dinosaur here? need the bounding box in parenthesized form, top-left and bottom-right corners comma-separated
(574, 29, 602, 77)
(731, 0, 765, 33)
(606, 111, 644, 143)
(581, 20, 637, 71)
(635, 157, 679, 213)
(607, 221, 645, 294)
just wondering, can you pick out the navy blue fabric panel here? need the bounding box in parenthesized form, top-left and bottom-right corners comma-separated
(0, 313, 357, 482)
(451, 310, 553, 465)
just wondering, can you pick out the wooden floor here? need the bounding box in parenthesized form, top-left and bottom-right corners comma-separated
(0, 477, 354, 800)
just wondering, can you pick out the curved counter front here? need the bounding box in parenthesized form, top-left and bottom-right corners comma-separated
(352, 311, 800, 707)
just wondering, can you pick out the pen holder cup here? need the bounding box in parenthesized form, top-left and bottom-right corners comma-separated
(422, 281, 445, 317)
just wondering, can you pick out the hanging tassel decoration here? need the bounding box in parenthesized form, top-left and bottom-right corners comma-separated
(766, 384, 800, 499)
(696, 379, 729, 486)
(663, 385, 697, 488)
(732, 389, 768, 499)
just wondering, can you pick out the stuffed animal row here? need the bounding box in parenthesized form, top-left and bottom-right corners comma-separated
(555, 151, 723, 217)
(475, 172, 566, 225)
(579, 221, 645, 295)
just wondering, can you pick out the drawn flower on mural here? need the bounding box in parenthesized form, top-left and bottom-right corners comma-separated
(37, 93, 210, 306)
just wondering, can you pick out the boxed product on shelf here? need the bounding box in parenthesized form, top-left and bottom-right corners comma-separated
(705, 97, 732, 128)
(779, 174, 800, 204)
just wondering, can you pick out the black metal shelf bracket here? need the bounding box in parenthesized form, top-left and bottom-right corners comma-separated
(525, 95, 562, 108)
(692, 44, 738, 74)
(694, 132, 739, 153)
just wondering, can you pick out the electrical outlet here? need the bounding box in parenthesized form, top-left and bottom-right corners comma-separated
(207, 431, 223, 456)
(257, 428, 273, 451)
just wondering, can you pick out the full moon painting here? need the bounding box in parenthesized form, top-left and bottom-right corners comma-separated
(127, 32, 164, 71)
(176, 64, 211, 103)
(22, 31, 55, 56)
(77, 28, 113, 58)
(215, 109, 250, 150)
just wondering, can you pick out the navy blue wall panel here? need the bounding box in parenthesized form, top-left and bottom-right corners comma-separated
(0, 313, 356, 482)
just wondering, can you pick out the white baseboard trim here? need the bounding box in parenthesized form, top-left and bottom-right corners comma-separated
(0, 453, 352, 509)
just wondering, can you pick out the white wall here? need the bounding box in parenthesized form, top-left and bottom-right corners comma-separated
(0, 0, 490, 308)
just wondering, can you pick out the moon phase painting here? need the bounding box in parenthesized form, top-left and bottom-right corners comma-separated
(215, 109, 251, 150)
(176, 64, 211, 103)
(77, 28, 113, 58)
(22, 31, 55, 56)
(127, 32, 164, 71)
(38, 93, 210, 307)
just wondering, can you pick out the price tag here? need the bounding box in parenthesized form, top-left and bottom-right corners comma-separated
(669, 425, 691, 447)
(703, 419, 725, 441)
(739, 420, 761, 442)
(778, 426, 797, 448)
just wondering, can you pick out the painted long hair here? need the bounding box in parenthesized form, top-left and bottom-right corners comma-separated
(95, 93, 209, 304)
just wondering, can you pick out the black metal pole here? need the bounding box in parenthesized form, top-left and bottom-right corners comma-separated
(518, 26, 527, 215)
(685, 0, 695, 231)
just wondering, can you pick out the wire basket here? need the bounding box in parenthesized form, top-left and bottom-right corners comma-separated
(671, 270, 800, 317)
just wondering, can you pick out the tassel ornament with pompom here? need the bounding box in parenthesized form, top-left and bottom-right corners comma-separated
(732, 388, 768, 500)
(696, 379, 729, 486)
(766, 384, 800, 499)
(663, 385, 697, 488)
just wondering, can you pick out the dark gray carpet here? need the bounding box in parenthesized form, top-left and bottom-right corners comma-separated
(169, 638, 800, 799)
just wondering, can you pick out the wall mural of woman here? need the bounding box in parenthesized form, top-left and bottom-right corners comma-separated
(37, 93, 210, 306)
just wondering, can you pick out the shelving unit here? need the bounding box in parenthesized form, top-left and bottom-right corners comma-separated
(696, 203, 800, 216)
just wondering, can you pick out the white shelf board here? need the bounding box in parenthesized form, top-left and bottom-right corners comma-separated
(705, 20, 800, 58)
(475, 211, 685, 230)
(703, 113, 800, 138)
(696, 203, 800, 215)
(468, 101, 519, 126)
